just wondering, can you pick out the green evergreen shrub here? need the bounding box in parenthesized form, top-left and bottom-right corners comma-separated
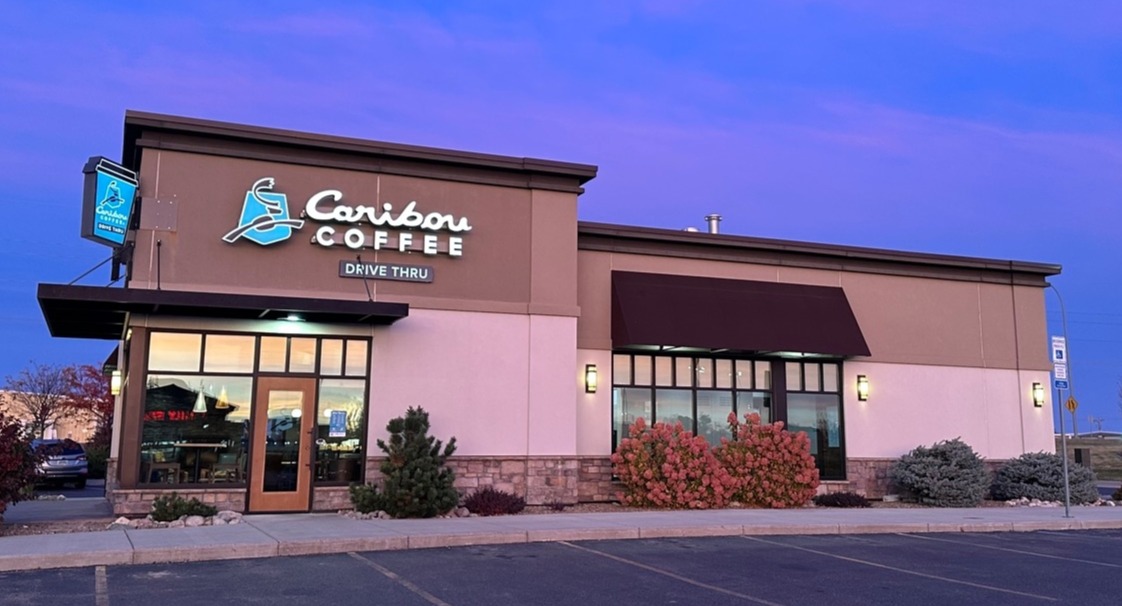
(0, 412, 40, 522)
(891, 438, 990, 507)
(349, 482, 387, 514)
(150, 492, 218, 522)
(463, 486, 526, 516)
(715, 413, 820, 508)
(991, 452, 1099, 504)
(84, 421, 112, 480)
(1113, 485, 1122, 502)
(611, 417, 734, 509)
(375, 407, 458, 518)
(813, 491, 871, 508)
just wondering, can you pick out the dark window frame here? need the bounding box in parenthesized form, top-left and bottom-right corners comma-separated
(137, 329, 372, 489)
(611, 353, 846, 480)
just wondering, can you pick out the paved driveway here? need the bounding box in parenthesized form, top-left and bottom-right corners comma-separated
(3, 480, 111, 524)
(3, 530, 1121, 605)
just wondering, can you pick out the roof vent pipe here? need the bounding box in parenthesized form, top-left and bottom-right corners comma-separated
(704, 214, 722, 234)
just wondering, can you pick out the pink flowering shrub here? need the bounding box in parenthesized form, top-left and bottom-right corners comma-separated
(610, 418, 734, 509)
(714, 413, 820, 508)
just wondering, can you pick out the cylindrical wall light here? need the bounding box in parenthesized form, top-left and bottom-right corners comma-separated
(1032, 382, 1045, 408)
(585, 364, 599, 393)
(110, 370, 122, 396)
(856, 375, 869, 401)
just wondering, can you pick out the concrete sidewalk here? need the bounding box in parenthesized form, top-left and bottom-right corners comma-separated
(2, 505, 1121, 573)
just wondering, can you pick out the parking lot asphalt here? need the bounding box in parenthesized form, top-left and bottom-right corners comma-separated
(3, 530, 1121, 605)
(1, 480, 111, 524)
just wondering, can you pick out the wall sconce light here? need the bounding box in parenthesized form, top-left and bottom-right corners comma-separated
(1032, 382, 1045, 408)
(110, 370, 122, 396)
(585, 364, 598, 393)
(856, 375, 870, 401)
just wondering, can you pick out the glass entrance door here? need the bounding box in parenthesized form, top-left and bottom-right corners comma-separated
(249, 377, 316, 512)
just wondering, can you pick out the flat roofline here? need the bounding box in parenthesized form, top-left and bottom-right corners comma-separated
(578, 221, 1061, 281)
(122, 110, 597, 185)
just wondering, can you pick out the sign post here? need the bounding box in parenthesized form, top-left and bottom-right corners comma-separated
(1051, 334, 1072, 518)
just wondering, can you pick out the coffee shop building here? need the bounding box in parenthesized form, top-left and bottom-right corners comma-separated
(37, 112, 1061, 515)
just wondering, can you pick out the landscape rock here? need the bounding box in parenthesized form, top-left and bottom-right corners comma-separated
(215, 510, 243, 523)
(455, 507, 470, 518)
(168, 519, 186, 528)
(185, 515, 205, 527)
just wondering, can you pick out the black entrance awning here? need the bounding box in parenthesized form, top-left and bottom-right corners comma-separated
(37, 283, 409, 340)
(611, 271, 870, 357)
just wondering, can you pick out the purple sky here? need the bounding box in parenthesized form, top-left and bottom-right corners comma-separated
(3, 1, 1121, 432)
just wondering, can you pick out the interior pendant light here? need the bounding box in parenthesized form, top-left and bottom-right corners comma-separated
(192, 385, 207, 414)
(216, 385, 231, 409)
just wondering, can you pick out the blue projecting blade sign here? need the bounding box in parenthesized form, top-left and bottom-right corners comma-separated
(81, 156, 138, 248)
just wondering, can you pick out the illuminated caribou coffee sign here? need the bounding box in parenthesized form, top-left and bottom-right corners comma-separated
(223, 178, 471, 258)
(306, 189, 471, 257)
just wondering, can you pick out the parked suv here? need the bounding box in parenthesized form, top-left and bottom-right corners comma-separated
(32, 439, 89, 489)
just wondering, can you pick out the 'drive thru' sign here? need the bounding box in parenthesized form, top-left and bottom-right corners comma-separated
(339, 260, 434, 283)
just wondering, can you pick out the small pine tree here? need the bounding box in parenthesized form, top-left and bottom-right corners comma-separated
(376, 407, 458, 518)
(891, 438, 990, 507)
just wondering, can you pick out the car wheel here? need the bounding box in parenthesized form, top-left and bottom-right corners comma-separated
(74, 479, 87, 489)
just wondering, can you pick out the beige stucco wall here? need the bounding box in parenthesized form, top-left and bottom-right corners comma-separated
(843, 361, 1055, 459)
(369, 308, 578, 457)
(576, 348, 613, 456)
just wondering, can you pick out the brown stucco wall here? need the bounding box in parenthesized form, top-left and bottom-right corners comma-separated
(576, 249, 1052, 371)
(128, 148, 581, 317)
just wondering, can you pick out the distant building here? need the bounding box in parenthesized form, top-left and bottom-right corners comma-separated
(0, 390, 98, 443)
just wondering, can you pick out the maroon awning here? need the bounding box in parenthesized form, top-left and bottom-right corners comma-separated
(611, 271, 870, 357)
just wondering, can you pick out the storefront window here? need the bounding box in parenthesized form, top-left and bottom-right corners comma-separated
(697, 391, 733, 444)
(148, 333, 202, 372)
(315, 379, 366, 484)
(259, 336, 287, 372)
(344, 340, 369, 377)
(611, 354, 845, 479)
(786, 361, 845, 480)
(737, 391, 772, 423)
(139, 332, 374, 488)
(787, 393, 844, 479)
(289, 338, 317, 373)
(141, 375, 252, 485)
(612, 387, 651, 449)
(655, 389, 693, 431)
(320, 339, 344, 376)
(204, 335, 256, 373)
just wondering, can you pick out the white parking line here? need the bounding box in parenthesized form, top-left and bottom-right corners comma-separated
(95, 565, 109, 606)
(1037, 530, 1122, 541)
(348, 552, 451, 606)
(897, 533, 1122, 568)
(559, 541, 785, 606)
(741, 536, 1057, 602)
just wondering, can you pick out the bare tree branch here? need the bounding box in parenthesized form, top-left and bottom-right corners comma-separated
(2, 362, 75, 439)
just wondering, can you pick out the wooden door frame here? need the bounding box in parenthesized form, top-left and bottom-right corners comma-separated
(248, 376, 317, 512)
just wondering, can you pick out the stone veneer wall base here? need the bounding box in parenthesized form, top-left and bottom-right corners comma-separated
(109, 455, 1019, 514)
(364, 455, 620, 505)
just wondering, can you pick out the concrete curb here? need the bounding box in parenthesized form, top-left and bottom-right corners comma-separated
(3, 516, 1122, 573)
